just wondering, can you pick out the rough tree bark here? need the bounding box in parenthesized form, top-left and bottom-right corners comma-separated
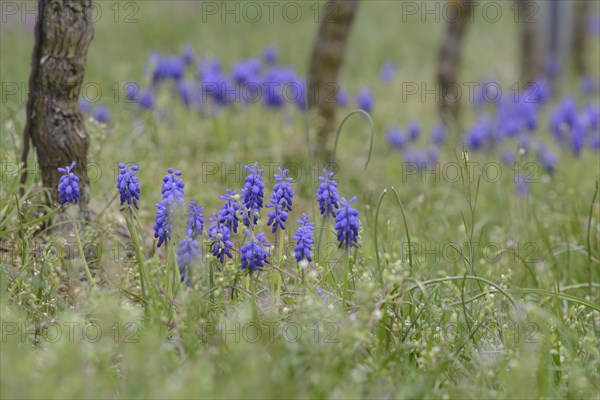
(436, 0, 476, 126)
(518, 0, 541, 85)
(307, 0, 359, 161)
(572, 0, 588, 76)
(21, 0, 94, 217)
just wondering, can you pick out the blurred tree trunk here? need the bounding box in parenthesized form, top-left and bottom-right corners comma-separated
(518, 0, 541, 85)
(436, 0, 476, 126)
(572, 0, 588, 76)
(307, 0, 359, 161)
(21, 0, 94, 217)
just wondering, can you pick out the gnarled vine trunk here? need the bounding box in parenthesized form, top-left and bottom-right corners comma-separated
(518, 0, 541, 85)
(21, 0, 94, 217)
(307, 0, 359, 161)
(436, 0, 476, 125)
(572, 0, 588, 76)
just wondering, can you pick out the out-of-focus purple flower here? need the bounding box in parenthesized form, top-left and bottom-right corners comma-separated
(178, 81, 196, 108)
(474, 77, 501, 108)
(379, 62, 396, 84)
(79, 98, 92, 114)
(589, 131, 600, 150)
(356, 87, 374, 113)
(465, 120, 489, 150)
(337, 88, 349, 107)
(197, 57, 222, 78)
(185, 200, 204, 239)
(387, 126, 405, 149)
(335, 197, 360, 249)
(588, 16, 600, 35)
(176, 237, 201, 285)
(57, 161, 80, 205)
(139, 89, 155, 110)
(432, 124, 446, 145)
(582, 76, 598, 95)
(293, 78, 307, 111)
(544, 56, 561, 79)
(263, 46, 278, 65)
(502, 151, 516, 166)
(232, 59, 261, 85)
(153, 56, 185, 85)
(116, 163, 141, 209)
(262, 67, 296, 108)
(403, 148, 428, 170)
(125, 82, 138, 102)
(537, 145, 557, 173)
(201, 71, 237, 106)
(182, 44, 194, 66)
(427, 146, 439, 167)
(407, 120, 421, 141)
(525, 79, 550, 104)
(92, 107, 110, 124)
(515, 173, 529, 196)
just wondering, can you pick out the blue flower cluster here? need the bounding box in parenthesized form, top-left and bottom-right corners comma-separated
(266, 168, 294, 233)
(153, 168, 185, 247)
(57, 161, 80, 204)
(55, 160, 360, 278)
(241, 162, 265, 227)
(79, 99, 111, 124)
(121, 44, 391, 118)
(240, 230, 270, 271)
(116, 163, 141, 209)
(317, 169, 340, 218)
(334, 197, 360, 249)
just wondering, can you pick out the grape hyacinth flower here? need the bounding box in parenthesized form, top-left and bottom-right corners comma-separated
(176, 237, 201, 285)
(218, 190, 240, 233)
(263, 45, 278, 65)
(335, 197, 360, 249)
(125, 82, 138, 102)
(407, 120, 421, 141)
(266, 168, 294, 233)
(79, 98, 92, 114)
(116, 163, 141, 209)
(387, 126, 406, 149)
(502, 151, 516, 166)
(240, 230, 270, 271)
(185, 200, 204, 239)
(432, 124, 446, 145)
(153, 168, 185, 248)
(92, 107, 110, 124)
(139, 89, 155, 110)
(182, 44, 194, 66)
(379, 62, 396, 84)
(161, 168, 185, 206)
(537, 145, 557, 174)
(57, 161, 80, 205)
(317, 168, 340, 218)
(241, 162, 265, 227)
(208, 214, 234, 264)
(293, 214, 314, 263)
(337, 88, 349, 107)
(356, 87, 374, 113)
